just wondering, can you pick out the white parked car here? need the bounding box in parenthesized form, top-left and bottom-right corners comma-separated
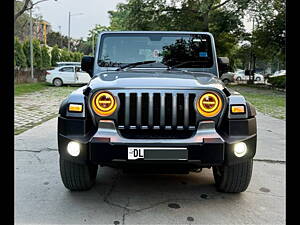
(270, 70, 286, 78)
(234, 70, 264, 82)
(46, 66, 91, 87)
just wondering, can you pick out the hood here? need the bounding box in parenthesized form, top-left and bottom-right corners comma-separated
(88, 70, 225, 90)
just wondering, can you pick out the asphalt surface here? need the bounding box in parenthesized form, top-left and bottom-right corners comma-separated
(15, 112, 285, 225)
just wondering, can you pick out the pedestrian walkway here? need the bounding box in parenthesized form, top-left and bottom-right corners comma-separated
(14, 86, 77, 134)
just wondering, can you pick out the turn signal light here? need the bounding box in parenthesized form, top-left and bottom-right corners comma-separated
(92, 91, 117, 116)
(231, 105, 245, 114)
(68, 104, 83, 112)
(197, 92, 222, 117)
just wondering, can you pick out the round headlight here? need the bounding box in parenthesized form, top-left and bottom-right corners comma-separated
(197, 92, 222, 117)
(92, 91, 117, 116)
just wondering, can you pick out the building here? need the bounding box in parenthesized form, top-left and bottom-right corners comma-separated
(33, 20, 52, 45)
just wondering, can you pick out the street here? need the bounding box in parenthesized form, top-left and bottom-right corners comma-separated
(15, 112, 285, 225)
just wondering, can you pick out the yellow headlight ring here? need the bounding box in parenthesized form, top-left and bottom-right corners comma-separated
(92, 91, 117, 116)
(197, 92, 222, 117)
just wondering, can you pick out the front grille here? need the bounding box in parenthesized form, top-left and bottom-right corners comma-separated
(116, 91, 198, 139)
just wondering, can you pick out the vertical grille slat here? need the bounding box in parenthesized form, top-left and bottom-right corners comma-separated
(148, 93, 154, 127)
(160, 93, 165, 127)
(125, 93, 130, 127)
(184, 93, 189, 128)
(172, 94, 177, 127)
(136, 93, 142, 127)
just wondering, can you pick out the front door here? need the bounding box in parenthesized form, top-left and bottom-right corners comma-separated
(75, 66, 91, 84)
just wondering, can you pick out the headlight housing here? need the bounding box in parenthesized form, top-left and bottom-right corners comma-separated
(196, 92, 222, 117)
(91, 91, 117, 116)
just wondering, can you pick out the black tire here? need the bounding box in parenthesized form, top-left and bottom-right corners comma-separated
(236, 77, 242, 81)
(53, 78, 63, 87)
(222, 79, 230, 85)
(59, 157, 98, 191)
(255, 77, 261, 81)
(213, 159, 253, 193)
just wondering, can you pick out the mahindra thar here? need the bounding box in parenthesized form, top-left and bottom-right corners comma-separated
(58, 31, 257, 193)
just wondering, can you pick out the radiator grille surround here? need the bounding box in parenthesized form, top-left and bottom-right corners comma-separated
(89, 89, 226, 139)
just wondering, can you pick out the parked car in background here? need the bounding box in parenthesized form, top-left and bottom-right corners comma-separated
(234, 70, 264, 82)
(46, 66, 91, 87)
(270, 70, 286, 78)
(55, 62, 81, 67)
(220, 72, 235, 85)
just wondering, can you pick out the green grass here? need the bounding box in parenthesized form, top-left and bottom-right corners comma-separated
(14, 82, 79, 96)
(228, 84, 286, 120)
(14, 82, 49, 96)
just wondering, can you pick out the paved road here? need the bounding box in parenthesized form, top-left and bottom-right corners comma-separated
(15, 112, 285, 225)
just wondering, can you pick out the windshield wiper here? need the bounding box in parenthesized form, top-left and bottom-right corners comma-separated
(116, 60, 156, 71)
(167, 61, 204, 70)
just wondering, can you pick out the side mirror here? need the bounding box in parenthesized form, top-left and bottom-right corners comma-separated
(81, 56, 94, 77)
(217, 57, 229, 65)
(217, 57, 230, 75)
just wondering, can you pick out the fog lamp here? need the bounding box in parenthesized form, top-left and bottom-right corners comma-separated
(67, 141, 80, 157)
(234, 142, 247, 157)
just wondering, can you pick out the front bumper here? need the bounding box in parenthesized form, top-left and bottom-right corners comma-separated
(58, 118, 257, 167)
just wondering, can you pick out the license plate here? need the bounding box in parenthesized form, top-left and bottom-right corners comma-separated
(128, 147, 188, 160)
(128, 147, 144, 160)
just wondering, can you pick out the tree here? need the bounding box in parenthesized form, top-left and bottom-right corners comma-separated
(51, 45, 60, 66)
(14, 37, 27, 68)
(47, 31, 68, 49)
(32, 39, 42, 69)
(108, 0, 250, 32)
(41, 45, 51, 68)
(73, 52, 83, 62)
(75, 25, 110, 56)
(60, 49, 71, 62)
(15, 0, 32, 22)
(107, 0, 251, 68)
(252, 0, 285, 71)
(15, 0, 57, 22)
(76, 39, 93, 55)
(22, 39, 31, 67)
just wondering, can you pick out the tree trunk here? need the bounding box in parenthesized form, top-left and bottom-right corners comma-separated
(203, 12, 209, 32)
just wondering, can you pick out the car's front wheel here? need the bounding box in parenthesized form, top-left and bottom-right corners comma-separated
(213, 159, 253, 193)
(255, 77, 261, 81)
(236, 77, 242, 81)
(59, 157, 98, 191)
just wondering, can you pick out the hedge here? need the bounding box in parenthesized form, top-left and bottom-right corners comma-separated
(268, 76, 286, 89)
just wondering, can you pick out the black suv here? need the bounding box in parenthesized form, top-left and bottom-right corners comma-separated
(58, 31, 257, 193)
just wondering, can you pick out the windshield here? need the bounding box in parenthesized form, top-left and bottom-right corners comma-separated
(98, 33, 213, 69)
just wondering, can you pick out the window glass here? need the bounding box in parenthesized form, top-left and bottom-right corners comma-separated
(98, 33, 213, 68)
(59, 67, 74, 72)
(75, 67, 82, 72)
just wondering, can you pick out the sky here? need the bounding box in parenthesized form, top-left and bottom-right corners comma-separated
(34, 0, 253, 40)
(34, 0, 128, 40)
